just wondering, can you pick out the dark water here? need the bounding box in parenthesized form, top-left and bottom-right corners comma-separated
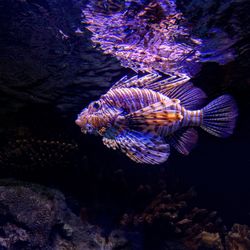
(0, 0, 250, 248)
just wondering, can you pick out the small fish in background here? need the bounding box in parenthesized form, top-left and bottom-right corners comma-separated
(75, 74, 238, 164)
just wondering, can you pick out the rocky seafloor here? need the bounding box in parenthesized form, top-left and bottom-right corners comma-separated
(1, 179, 250, 249)
(0, 0, 250, 249)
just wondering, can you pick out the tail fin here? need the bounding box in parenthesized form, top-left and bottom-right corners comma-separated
(201, 95, 238, 137)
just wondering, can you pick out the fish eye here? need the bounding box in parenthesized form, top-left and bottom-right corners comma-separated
(93, 102, 100, 109)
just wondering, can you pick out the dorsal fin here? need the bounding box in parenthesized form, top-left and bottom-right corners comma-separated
(103, 137, 119, 150)
(110, 74, 206, 110)
(110, 73, 190, 92)
(162, 81, 207, 110)
(110, 74, 161, 90)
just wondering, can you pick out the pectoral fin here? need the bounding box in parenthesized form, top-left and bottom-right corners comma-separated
(102, 137, 119, 150)
(125, 100, 183, 128)
(103, 131, 170, 164)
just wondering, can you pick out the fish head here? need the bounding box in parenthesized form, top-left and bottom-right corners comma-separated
(75, 107, 95, 134)
(75, 99, 122, 135)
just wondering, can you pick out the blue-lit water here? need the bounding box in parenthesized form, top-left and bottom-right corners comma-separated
(0, 0, 249, 249)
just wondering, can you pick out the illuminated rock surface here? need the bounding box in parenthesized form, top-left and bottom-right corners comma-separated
(82, 0, 244, 77)
(0, 0, 122, 116)
(83, 0, 202, 77)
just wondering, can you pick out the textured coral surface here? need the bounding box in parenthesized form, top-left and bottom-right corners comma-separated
(0, 180, 144, 250)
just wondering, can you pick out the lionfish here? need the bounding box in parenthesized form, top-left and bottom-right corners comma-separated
(75, 74, 238, 164)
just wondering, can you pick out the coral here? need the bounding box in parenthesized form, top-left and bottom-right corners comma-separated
(93, 229, 142, 250)
(0, 180, 102, 249)
(120, 187, 250, 249)
(120, 189, 227, 249)
(0, 180, 249, 250)
(186, 231, 224, 250)
(225, 224, 250, 250)
(121, 189, 224, 233)
(83, 0, 202, 77)
(0, 180, 144, 250)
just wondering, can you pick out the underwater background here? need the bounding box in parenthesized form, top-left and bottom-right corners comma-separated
(0, 0, 249, 249)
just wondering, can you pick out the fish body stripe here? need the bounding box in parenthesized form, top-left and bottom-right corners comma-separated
(183, 110, 203, 127)
(155, 105, 203, 136)
(102, 88, 203, 136)
(104, 88, 166, 113)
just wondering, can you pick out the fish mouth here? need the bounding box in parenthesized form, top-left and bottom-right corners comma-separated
(78, 123, 97, 135)
(75, 117, 98, 135)
(75, 118, 84, 127)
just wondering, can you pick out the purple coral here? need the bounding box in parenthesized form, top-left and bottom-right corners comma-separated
(82, 0, 202, 77)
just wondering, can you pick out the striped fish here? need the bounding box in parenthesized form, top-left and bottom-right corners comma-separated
(75, 74, 238, 164)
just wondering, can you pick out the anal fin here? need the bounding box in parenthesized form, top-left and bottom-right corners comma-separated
(167, 128, 198, 155)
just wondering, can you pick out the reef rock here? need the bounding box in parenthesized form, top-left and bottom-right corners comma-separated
(0, 180, 141, 250)
(0, 0, 122, 116)
(189, 231, 224, 250)
(225, 224, 250, 250)
(0, 180, 102, 250)
(121, 189, 228, 250)
(121, 189, 225, 235)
